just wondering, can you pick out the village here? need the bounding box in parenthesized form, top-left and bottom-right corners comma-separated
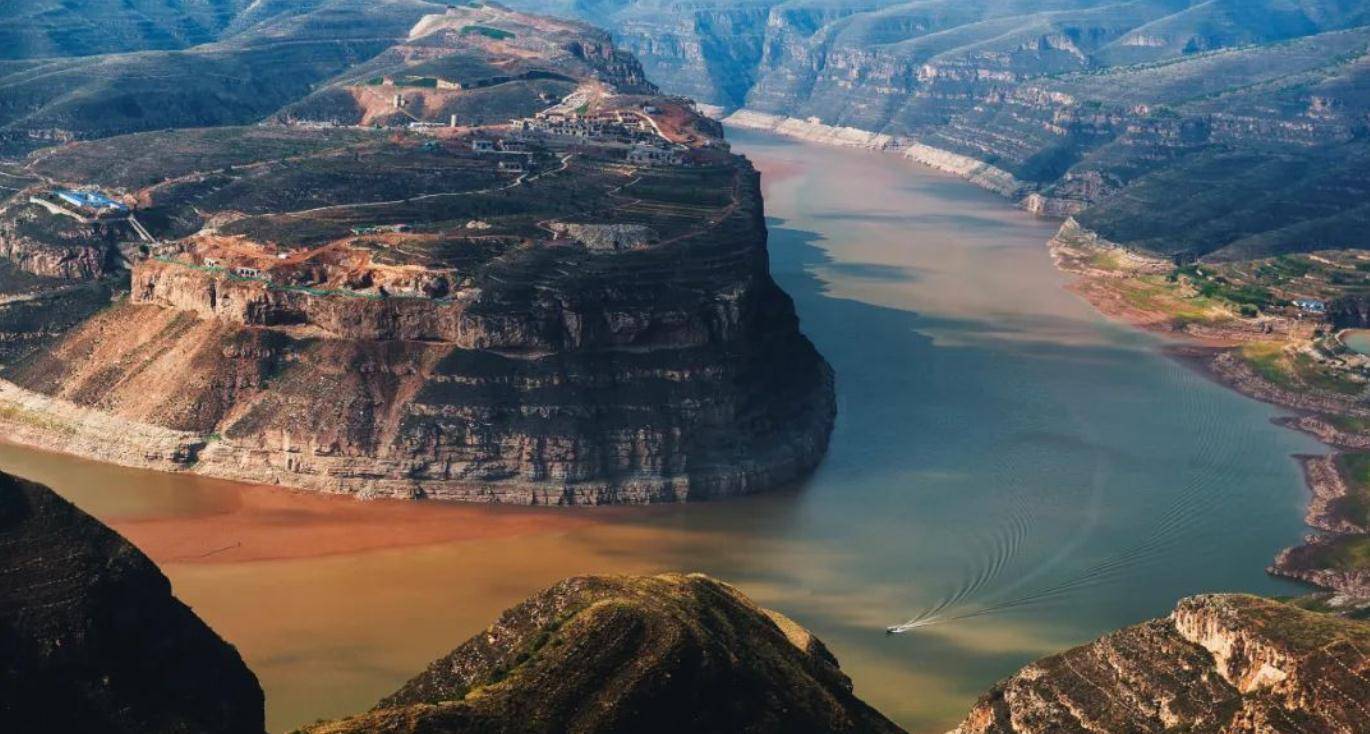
(9, 0, 737, 320)
(15, 91, 736, 305)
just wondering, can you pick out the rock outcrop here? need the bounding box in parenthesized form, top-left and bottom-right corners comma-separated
(952, 594, 1369, 734)
(0, 205, 125, 279)
(297, 573, 903, 734)
(0, 471, 264, 734)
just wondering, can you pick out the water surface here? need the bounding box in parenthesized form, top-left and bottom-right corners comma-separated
(0, 130, 1317, 732)
(1343, 329, 1370, 355)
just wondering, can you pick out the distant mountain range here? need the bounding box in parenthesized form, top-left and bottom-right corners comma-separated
(0, 1, 441, 156)
(0, 0, 333, 60)
(514, 0, 1370, 260)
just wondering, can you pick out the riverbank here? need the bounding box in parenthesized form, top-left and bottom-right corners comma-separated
(0, 365, 834, 506)
(723, 110, 1032, 198)
(1048, 221, 1370, 604)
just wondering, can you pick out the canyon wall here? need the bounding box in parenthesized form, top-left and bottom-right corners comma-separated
(543, 0, 1370, 260)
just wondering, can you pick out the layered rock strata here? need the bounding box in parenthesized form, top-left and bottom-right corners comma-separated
(0, 3, 835, 504)
(1, 157, 833, 504)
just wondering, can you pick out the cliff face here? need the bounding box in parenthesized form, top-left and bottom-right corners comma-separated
(0, 471, 264, 734)
(4, 160, 833, 504)
(297, 573, 904, 734)
(0, 205, 125, 279)
(952, 594, 1370, 734)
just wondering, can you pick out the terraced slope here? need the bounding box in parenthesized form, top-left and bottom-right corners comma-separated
(0, 0, 258, 60)
(0, 0, 445, 157)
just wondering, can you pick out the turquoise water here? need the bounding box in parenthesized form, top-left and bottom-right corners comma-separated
(0, 130, 1318, 732)
(1344, 330, 1370, 355)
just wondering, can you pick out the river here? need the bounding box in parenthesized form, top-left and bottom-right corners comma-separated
(0, 130, 1320, 733)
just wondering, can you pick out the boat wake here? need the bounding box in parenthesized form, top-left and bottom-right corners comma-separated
(888, 368, 1237, 634)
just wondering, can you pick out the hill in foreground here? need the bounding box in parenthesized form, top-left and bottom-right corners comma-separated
(0, 472, 264, 734)
(952, 594, 1369, 734)
(297, 573, 904, 734)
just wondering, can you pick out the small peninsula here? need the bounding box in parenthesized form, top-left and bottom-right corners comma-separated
(0, 3, 834, 504)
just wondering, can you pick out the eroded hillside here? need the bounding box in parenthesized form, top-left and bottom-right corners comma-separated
(0, 471, 264, 734)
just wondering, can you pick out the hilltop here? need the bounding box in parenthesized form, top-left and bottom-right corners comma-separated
(297, 573, 904, 734)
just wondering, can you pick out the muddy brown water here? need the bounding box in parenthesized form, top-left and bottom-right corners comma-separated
(0, 130, 1317, 732)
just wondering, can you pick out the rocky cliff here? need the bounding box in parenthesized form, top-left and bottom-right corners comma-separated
(1, 160, 833, 504)
(296, 573, 903, 734)
(0, 471, 264, 734)
(952, 594, 1369, 734)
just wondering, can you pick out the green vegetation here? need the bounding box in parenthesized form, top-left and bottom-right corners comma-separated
(1304, 535, 1370, 572)
(295, 574, 903, 734)
(461, 25, 514, 40)
(1240, 342, 1365, 396)
(1115, 274, 1227, 326)
(1327, 414, 1370, 434)
(1292, 352, 1365, 395)
(29, 127, 380, 189)
(0, 404, 77, 437)
(1241, 342, 1291, 385)
(1333, 453, 1370, 527)
(1175, 265, 1274, 308)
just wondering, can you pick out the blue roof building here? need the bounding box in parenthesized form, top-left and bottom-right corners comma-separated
(56, 190, 128, 213)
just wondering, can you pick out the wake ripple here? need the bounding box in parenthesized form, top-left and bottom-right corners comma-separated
(889, 364, 1247, 634)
